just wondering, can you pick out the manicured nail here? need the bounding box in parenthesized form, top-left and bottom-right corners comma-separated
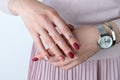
(68, 24, 74, 31)
(44, 56, 49, 60)
(73, 42, 80, 50)
(68, 52, 74, 58)
(32, 57, 38, 61)
(59, 56, 65, 61)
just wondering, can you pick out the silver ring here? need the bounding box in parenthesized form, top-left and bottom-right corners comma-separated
(55, 27, 62, 35)
(67, 35, 73, 40)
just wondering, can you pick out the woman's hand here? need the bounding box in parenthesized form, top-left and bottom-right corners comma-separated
(49, 26, 100, 69)
(39, 26, 100, 69)
(9, 0, 80, 61)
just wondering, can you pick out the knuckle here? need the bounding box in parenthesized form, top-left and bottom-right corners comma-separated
(50, 44, 56, 49)
(44, 38, 52, 44)
(39, 14, 47, 20)
(55, 53, 62, 58)
(61, 27, 68, 32)
(62, 45, 71, 53)
(48, 9, 58, 16)
(45, 40, 55, 48)
(35, 25, 42, 32)
(51, 33, 61, 41)
(39, 14, 52, 26)
(45, 39, 54, 47)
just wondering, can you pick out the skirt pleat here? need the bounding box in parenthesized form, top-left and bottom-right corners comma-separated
(28, 44, 120, 80)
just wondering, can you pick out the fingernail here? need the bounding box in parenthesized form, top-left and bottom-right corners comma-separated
(68, 52, 74, 58)
(44, 56, 49, 60)
(32, 57, 38, 61)
(59, 56, 65, 61)
(73, 42, 80, 50)
(68, 24, 74, 30)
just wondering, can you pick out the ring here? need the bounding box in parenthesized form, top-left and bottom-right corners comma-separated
(67, 35, 73, 40)
(55, 27, 73, 40)
(55, 27, 62, 35)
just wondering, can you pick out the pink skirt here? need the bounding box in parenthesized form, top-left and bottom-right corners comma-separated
(28, 44, 120, 80)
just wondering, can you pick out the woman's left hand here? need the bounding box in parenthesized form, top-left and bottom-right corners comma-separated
(36, 25, 100, 70)
(48, 26, 100, 70)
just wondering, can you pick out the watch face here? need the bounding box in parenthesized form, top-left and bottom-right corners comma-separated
(98, 35, 113, 49)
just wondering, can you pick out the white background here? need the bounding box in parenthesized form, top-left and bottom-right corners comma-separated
(0, 11, 33, 80)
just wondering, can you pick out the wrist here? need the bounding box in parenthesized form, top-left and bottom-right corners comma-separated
(8, 0, 36, 16)
(8, 0, 19, 15)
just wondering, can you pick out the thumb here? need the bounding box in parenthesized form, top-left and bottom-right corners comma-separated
(32, 52, 46, 61)
(32, 48, 54, 61)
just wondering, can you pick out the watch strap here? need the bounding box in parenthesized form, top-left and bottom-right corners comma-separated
(97, 25, 107, 36)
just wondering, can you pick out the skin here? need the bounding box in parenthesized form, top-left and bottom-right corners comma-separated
(8, 0, 80, 61)
(8, 0, 120, 70)
(37, 26, 100, 69)
(36, 23, 120, 70)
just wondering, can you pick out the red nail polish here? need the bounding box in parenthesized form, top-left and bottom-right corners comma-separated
(68, 52, 74, 58)
(68, 24, 74, 30)
(32, 57, 38, 61)
(73, 43, 80, 50)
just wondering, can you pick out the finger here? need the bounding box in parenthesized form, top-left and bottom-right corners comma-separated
(48, 48, 67, 62)
(61, 52, 91, 70)
(51, 15, 80, 51)
(55, 24, 74, 48)
(32, 33, 49, 61)
(49, 56, 60, 62)
(40, 20, 75, 59)
(51, 56, 78, 67)
(47, 48, 55, 56)
(39, 28, 65, 61)
(32, 52, 45, 61)
(56, 24, 75, 49)
(68, 24, 74, 31)
(32, 48, 55, 62)
(61, 60, 80, 70)
(49, 26, 75, 59)
(55, 24, 74, 34)
(33, 48, 60, 63)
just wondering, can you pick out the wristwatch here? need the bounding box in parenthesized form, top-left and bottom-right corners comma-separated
(97, 24, 116, 49)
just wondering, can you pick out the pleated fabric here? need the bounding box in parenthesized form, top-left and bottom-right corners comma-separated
(28, 44, 120, 80)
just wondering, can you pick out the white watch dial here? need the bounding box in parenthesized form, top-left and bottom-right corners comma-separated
(98, 36, 113, 49)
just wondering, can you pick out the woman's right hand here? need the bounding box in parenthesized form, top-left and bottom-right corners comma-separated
(9, 0, 80, 61)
